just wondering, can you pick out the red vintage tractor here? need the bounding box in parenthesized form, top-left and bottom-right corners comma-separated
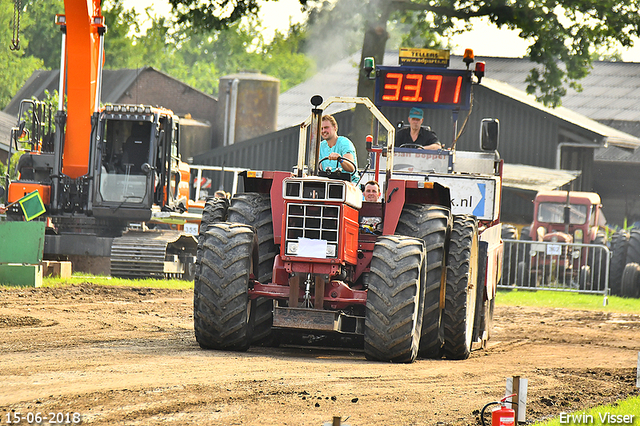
(193, 91, 502, 362)
(518, 191, 607, 289)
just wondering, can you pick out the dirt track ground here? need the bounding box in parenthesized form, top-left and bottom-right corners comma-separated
(1, 284, 638, 426)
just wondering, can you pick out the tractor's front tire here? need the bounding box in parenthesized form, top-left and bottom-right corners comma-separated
(442, 215, 479, 360)
(364, 236, 427, 363)
(228, 193, 278, 345)
(200, 196, 229, 232)
(396, 204, 450, 358)
(194, 223, 258, 351)
(196, 197, 229, 277)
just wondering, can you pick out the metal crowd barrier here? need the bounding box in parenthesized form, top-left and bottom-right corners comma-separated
(500, 239, 610, 303)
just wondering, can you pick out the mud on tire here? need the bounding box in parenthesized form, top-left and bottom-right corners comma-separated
(364, 236, 427, 363)
(442, 215, 479, 360)
(228, 193, 278, 344)
(194, 223, 258, 351)
(395, 204, 450, 358)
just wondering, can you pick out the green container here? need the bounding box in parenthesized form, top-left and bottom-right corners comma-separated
(0, 221, 45, 264)
(0, 264, 42, 287)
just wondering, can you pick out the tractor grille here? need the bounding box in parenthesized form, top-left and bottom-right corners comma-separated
(285, 203, 340, 258)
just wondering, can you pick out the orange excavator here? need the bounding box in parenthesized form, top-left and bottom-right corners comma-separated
(4, 0, 201, 279)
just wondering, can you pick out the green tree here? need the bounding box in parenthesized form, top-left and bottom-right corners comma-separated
(135, 14, 313, 96)
(101, 0, 146, 69)
(21, 0, 63, 69)
(4, 0, 312, 103)
(0, 0, 43, 110)
(168, 0, 640, 106)
(17, 0, 147, 70)
(260, 24, 315, 93)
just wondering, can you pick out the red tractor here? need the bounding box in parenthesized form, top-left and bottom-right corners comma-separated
(518, 191, 607, 289)
(193, 90, 502, 362)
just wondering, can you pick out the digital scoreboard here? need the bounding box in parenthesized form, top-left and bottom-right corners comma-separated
(374, 66, 473, 110)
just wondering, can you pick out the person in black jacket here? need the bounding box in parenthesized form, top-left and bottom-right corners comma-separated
(395, 107, 442, 150)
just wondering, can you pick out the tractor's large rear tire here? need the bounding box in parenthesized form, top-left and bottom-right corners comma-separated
(396, 204, 451, 358)
(228, 193, 278, 345)
(609, 230, 629, 296)
(196, 197, 229, 272)
(364, 236, 427, 363)
(621, 262, 640, 298)
(194, 223, 258, 351)
(625, 230, 640, 265)
(442, 215, 479, 360)
(201, 197, 229, 232)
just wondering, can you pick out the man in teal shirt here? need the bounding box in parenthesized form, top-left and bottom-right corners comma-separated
(318, 115, 358, 183)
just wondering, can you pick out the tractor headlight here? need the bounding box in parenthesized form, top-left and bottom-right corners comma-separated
(287, 242, 299, 255)
(326, 244, 336, 257)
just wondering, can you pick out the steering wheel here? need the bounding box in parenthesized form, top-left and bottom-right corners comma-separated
(399, 143, 423, 149)
(318, 156, 357, 176)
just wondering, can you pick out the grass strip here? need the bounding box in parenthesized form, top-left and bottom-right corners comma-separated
(496, 289, 640, 314)
(534, 395, 640, 426)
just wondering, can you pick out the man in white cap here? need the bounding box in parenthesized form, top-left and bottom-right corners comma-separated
(395, 107, 442, 150)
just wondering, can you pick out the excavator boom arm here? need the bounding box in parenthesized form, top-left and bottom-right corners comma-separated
(61, 0, 103, 179)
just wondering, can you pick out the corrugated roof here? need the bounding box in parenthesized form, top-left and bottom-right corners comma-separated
(0, 111, 14, 153)
(479, 56, 640, 123)
(4, 68, 148, 116)
(481, 78, 640, 149)
(278, 54, 362, 128)
(3, 67, 216, 119)
(594, 144, 640, 163)
(502, 164, 581, 192)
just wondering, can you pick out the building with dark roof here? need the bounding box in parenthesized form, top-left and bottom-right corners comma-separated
(3, 67, 218, 160)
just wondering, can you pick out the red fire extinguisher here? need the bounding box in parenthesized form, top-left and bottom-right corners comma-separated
(481, 394, 517, 426)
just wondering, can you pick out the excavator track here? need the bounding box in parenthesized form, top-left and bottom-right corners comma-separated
(110, 230, 197, 279)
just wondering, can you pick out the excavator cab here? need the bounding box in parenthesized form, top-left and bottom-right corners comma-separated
(92, 104, 184, 221)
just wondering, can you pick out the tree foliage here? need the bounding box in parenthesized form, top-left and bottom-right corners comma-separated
(168, 0, 640, 107)
(0, 0, 43, 110)
(0, 0, 313, 109)
(20, 0, 63, 69)
(356, 0, 640, 107)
